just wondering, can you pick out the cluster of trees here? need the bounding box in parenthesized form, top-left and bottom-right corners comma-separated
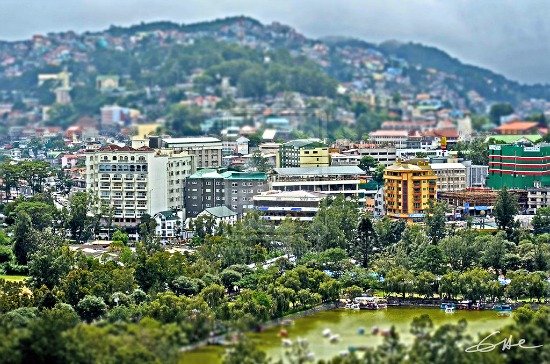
(0, 192, 106, 268)
(0, 160, 52, 199)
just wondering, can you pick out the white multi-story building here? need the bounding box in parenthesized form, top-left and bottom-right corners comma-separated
(85, 145, 195, 226)
(154, 210, 184, 244)
(430, 162, 467, 193)
(253, 190, 324, 222)
(332, 146, 397, 167)
(270, 166, 365, 199)
(163, 137, 222, 168)
(368, 130, 408, 148)
(526, 188, 550, 215)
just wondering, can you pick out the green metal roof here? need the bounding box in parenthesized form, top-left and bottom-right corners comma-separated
(485, 135, 543, 144)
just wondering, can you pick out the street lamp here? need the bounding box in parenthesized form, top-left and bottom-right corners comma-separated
(479, 210, 486, 229)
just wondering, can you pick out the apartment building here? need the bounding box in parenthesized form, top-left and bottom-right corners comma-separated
(270, 166, 365, 199)
(85, 145, 195, 226)
(430, 163, 467, 192)
(253, 190, 324, 222)
(163, 137, 223, 168)
(383, 161, 437, 221)
(183, 169, 268, 217)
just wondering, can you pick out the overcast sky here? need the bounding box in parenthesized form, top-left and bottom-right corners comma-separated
(1, 0, 549, 84)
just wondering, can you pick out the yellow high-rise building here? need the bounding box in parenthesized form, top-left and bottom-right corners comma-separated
(383, 161, 437, 221)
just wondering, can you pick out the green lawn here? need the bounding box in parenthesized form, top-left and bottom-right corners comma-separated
(0, 275, 28, 282)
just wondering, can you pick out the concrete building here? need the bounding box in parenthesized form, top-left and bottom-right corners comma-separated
(85, 145, 195, 226)
(154, 210, 184, 244)
(368, 130, 409, 148)
(332, 146, 397, 167)
(383, 161, 437, 221)
(183, 169, 268, 217)
(430, 162, 467, 192)
(526, 188, 550, 214)
(163, 137, 223, 169)
(270, 166, 365, 199)
(253, 190, 324, 222)
(374, 187, 385, 218)
(279, 139, 329, 168)
(462, 161, 489, 188)
(487, 144, 550, 189)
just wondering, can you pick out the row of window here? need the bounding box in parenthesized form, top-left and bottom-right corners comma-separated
(94, 155, 147, 162)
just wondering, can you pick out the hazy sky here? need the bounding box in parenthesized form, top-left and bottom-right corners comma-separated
(1, 0, 549, 84)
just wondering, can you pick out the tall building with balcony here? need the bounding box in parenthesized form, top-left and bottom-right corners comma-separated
(85, 145, 195, 226)
(487, 144, 550, 189)
(383, 161, 437, 221)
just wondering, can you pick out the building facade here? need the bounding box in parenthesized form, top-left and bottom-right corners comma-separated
(85, 145, 195, 226)
(270, 166, 366, 199)
(183, 169, 268, 217)
(253, 190, 324, 222)
(430, 162, 467, 192)
(279, 139, 329, 168)
(368, 130, 408, 148)
(462, 161, 489, 188)
(163, 137, 223, 168)
(487, 144, 550, 189)
(383, 161, 437, 221)
(526, 188, 550, 214)
(331, 146, 397, 167)
(154, 210, 184, 244)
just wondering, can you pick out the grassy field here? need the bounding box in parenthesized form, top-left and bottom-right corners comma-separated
(0, 275, 28, 282)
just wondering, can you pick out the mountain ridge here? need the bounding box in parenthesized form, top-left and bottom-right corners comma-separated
(1, 16, 549, 105)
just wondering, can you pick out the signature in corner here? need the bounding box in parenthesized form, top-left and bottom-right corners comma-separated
(465, 331, 544, 353)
